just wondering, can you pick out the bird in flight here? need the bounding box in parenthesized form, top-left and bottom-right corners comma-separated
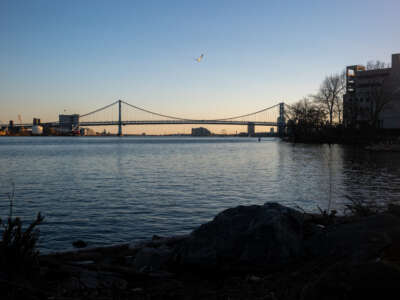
(194, 54, 204, 63)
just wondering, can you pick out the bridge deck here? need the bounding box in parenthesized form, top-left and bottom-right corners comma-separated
(4, 120, 278, 128)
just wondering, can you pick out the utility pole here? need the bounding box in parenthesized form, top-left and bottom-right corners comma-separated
(118, 99, 122, 136)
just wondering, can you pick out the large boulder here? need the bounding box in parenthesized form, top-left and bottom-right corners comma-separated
(174, 202, 305, 269)
(133, 245, 173, 271)
(301, 261, 400, 300)
(305, 213, 400, 261)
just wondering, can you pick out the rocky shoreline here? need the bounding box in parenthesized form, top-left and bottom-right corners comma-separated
(365, 143, 400, 152)
(4, 202, 400, 299)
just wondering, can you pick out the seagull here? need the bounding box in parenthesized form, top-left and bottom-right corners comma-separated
(194, 54, 204, 63)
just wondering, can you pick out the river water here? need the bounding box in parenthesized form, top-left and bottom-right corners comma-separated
(1, 136, 400, 252)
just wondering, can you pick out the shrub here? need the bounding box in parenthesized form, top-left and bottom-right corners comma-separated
(0, 213, 44, 279)
(0, 183, 44, 279)
(344, 195, 381, 217)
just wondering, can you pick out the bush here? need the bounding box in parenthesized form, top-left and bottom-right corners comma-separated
(344, 196, 382, 217)
(1, 183, 45, 280)
(0, 213, 44, 279)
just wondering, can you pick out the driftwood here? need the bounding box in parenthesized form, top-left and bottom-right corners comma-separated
(40, 243, 137, 263)
(39, 235, 189, 264)
(36, 235, 185, 294)
(79, 262, 152, 279)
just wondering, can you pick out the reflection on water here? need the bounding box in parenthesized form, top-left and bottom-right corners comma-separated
(0, 137, 399, 252)
(341, 148, 400, 207)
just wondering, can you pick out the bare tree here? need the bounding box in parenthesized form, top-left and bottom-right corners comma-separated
(343, 96, 360, 128)
(334, 97, 343, 124)
(361, 60, 399, 127)
(367, 74, 400, 127)
(286, 97, 327, 140)
(287, 97, 326, 127)
(366, 60, 389, 70)
(313, 73, 346, 125)
(334, 71, 346, 124)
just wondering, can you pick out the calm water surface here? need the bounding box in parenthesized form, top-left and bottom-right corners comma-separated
(1, 136, 400, 252)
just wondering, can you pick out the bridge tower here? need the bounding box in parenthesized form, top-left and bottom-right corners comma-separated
(118, 99, 122, 136)
(247, 122, 255, 136)
(277, 102, 285, 137)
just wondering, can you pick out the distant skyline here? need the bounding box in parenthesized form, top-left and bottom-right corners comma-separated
(1, 0, 400, 133)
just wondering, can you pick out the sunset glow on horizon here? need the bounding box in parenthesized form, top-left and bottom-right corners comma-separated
(1, 0, 399, 134)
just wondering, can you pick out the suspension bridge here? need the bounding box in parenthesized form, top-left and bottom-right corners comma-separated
(1, 100, 286, 136)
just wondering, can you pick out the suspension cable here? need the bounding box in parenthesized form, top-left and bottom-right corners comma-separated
(80, 101, 119, 118)
(214, 104, 281, 121)
(122, 100, 281, 121)
(122, 101, 190, 121)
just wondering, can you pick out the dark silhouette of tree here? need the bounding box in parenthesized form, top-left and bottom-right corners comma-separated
(367, 77, 399, 128)
(366, 60, 389, 70)
(286, 98, 327, 138)
(363, 61, 399, 128)
(313, 73, 346, 125)
(343, 97, 360, 128)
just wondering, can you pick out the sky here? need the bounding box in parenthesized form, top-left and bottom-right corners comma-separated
(1, 0, 400, 134)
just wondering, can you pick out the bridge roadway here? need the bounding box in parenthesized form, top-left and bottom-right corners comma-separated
(80, 120, 278, 126)
(3, 120, 278, 128)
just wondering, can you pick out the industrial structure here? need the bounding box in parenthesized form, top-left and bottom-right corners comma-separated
(191, 127, 211, 136)
(32, 118, 43, 135)
(59, 114, 80, 134)
(343, 53, 400, 128)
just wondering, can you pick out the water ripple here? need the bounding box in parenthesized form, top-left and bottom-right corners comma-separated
(1, 137, 400, 252)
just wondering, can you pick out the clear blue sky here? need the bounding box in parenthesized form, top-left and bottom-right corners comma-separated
(1, 0, 399, 132)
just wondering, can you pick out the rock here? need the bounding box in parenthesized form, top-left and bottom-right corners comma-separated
(65, 269, 98, 289)
(388, 204, 400, 218)
(305, 213, 400, 261)
(174, 202, 305, 269)
(134, 245, 173, 271)
(248, 275, 261, 282)
(301, 261, 400, 300)
(63, 269, 127, 291)
(72, 240, 87, 248)
(130, 234, 188, 250)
